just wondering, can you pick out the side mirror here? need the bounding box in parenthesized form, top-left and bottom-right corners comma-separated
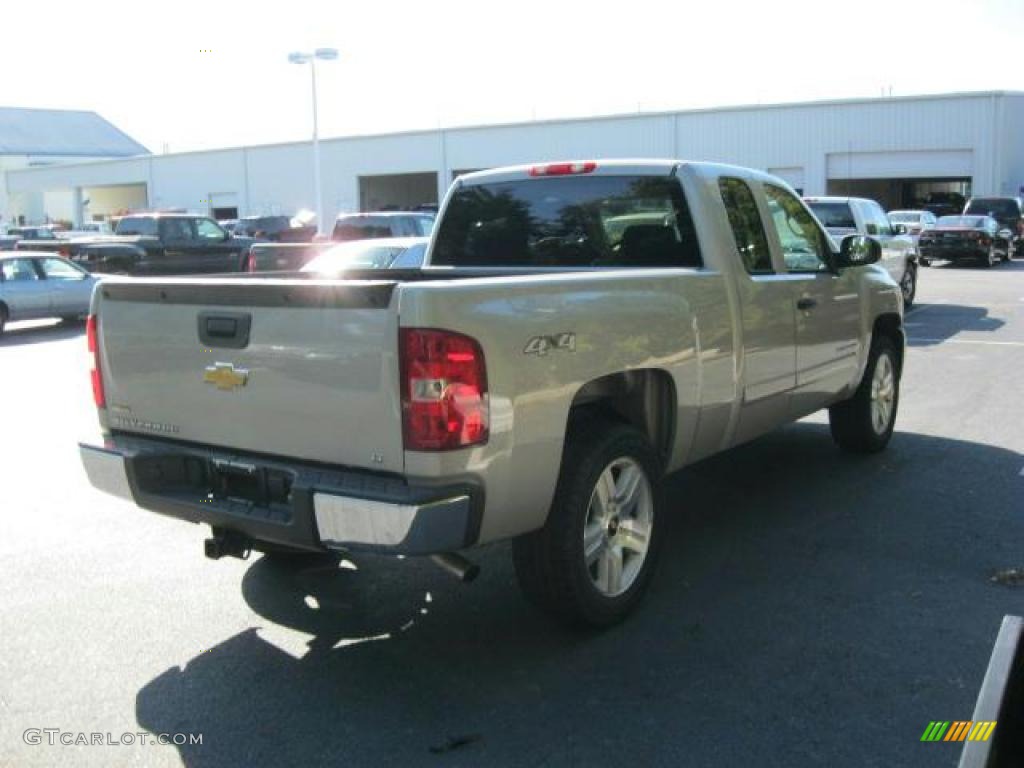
(836, 235, 881, 268)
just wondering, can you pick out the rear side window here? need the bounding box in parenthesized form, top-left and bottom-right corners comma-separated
(718, 178, 772, 273)
(115, 217, 158, 236)
(333, 216, 397, 241)
(432, 175, 702, 268)
(806, 201, 856, 229)
(965, 198, 1021, 218)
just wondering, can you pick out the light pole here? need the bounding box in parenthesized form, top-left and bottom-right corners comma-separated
(288, 47, 338, 236)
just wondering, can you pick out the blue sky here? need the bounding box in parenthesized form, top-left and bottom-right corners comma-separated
(5, 0, 1023, 153)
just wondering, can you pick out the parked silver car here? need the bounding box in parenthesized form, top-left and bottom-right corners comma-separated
(0, 252, 98, 335)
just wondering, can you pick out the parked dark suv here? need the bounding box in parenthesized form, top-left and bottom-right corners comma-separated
(332, 212, 435, 241)
(963, 197, 1023, 257)
(233, 215, 316, 243)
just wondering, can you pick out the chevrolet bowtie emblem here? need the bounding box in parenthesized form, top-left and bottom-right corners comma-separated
(203, 362, 249, 391)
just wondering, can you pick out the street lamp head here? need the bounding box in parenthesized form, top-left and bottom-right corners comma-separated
(314, 48, 339, 61)
(288, 52, 312, 64)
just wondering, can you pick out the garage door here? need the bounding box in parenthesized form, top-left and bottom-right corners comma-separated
(827, 150, 973, 180)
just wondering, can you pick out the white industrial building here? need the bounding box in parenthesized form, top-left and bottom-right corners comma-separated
(4, 90, 1023, 226)
(0, 107, 148, 225)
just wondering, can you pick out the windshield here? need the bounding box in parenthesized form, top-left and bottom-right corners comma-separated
(888, 212, 921, 223)
(805, 201, 856, 229)
(937, 216, 987, 228)
(302, 241, 409, 272)
(431, 174, 701, 267)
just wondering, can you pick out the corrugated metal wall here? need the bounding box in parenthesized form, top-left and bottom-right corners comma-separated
(6, 92, 1022, 223)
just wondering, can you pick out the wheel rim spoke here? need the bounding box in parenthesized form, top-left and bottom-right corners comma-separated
(583, 521, 606, 565)
(591, 469, 616, 523)
(615, 464, 644, 514)
(597, 546, 624, 594)
(617, 518, 650, 556)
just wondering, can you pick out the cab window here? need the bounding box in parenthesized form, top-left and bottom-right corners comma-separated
(718, 177, 773, 274)
(196, 218, 227, 240)
(763, 185, 831, 272)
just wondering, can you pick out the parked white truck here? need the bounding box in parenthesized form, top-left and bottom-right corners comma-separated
(803, 196, 918, 307)
(80, 160, 904, 626)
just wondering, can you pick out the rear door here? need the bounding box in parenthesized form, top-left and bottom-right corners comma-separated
(0, 258, 52, 319)
(763, 185, 861, 415)
(191, 218, 242, 272)
(36, 257, 95, 316)
(96, 279, 406, 473)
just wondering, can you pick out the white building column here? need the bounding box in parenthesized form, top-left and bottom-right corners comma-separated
(72, 186, 84, 227)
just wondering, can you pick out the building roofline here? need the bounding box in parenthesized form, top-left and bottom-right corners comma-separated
(6, 89, 1023, 174)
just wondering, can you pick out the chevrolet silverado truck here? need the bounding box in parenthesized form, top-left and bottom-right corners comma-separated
(17, 213, 254, 275)
(79, 160, 905, 626)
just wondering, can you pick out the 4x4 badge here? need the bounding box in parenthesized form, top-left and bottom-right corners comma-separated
(524, 332, 576, 356)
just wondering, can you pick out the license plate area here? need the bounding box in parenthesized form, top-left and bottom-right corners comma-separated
(209, 459, 293, 506)
(132, 453, 295, 520)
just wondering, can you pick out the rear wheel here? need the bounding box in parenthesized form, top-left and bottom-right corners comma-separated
(513, 418, 663, 627)
(829, 336, 899, 454)
(899, 264, 917, 308)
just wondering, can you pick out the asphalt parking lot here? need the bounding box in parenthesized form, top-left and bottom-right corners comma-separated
(1, 261, 1022, 767)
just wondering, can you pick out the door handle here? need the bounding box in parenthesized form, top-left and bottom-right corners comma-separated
(198, 311, 251, 349)
(796, 297, 817, 311)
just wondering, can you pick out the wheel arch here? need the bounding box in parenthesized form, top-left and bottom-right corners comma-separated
(872, 313, 905, 376)
(567, 369, 677, 472)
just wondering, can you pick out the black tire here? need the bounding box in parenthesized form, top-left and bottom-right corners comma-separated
(0, 304, 7, 336)
(829, 336, 900, 454)
(981, 245, 997, 268)
(513, 418, 664, 627)
(900, 264, 917, 308)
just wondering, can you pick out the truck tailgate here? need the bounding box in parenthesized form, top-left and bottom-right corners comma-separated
(95, 279, 404, 474)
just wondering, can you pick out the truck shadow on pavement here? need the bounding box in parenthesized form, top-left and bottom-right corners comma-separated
(905, 303, 1006, 346)
(0, 319, 84, 346)
(135, 423, 1024, 768)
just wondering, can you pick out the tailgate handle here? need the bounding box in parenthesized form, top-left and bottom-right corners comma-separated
(198, 312, 251, 349)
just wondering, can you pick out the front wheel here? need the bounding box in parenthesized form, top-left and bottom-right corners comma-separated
(513, 419, 663, 627)
(829, 336, 900, 453)
(900, 264, 917, 308)
(982, 245, 997, 268)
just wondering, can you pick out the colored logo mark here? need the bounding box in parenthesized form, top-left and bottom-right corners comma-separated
(921, 721, 996, 742)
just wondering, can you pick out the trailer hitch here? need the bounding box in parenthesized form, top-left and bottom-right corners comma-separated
(204, 529, 252, 561)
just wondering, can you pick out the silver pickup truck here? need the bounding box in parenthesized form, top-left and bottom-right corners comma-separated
(80, 160, 904, 626)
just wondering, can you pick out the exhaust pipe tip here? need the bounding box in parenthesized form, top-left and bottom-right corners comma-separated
(430, 552, 480, 583)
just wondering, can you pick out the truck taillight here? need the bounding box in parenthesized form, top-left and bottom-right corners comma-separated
(86, 315, 105, 408)
(528, 161, 597, 177)
(400, 328, 488, 451)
